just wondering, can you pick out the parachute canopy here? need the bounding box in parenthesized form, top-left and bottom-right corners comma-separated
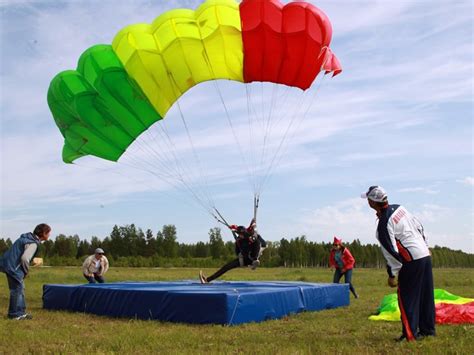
(48, 0, 341, 164)
(369, 289, 474, 325)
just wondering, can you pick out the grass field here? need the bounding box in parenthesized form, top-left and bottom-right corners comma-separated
(0, 267, 472, 354)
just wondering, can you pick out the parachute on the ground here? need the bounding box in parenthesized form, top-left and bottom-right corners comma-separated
(369, 289, 474, 324)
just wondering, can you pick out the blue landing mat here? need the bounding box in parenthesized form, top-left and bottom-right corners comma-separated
(43, 281, 349, 325)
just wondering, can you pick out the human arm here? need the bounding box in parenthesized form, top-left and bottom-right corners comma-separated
(377, 221, 403, 278)
(99, 256, 109, 275)
(82, 256, 93, 276)
(228, 225, 239, 240)
(412, 216, 429, 249)
(328, 250, 336, 269)
(21, 243, 38, 275)
(342, 248, 355, 271)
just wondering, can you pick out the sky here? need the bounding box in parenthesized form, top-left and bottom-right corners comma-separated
(0, 0, 473, 253)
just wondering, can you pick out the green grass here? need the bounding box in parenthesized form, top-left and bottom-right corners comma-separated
(0, 267, 472, 354)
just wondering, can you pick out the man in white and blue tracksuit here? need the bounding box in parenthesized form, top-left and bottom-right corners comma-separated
(0, 224, 51, 320)
(362, 186, 435, 341)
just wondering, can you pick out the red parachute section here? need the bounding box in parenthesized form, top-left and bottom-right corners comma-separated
(436, 301, 474, 324)
(240, 0, 341, 90)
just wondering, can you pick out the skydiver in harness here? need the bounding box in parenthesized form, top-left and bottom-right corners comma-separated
(199, 216, 266, 284)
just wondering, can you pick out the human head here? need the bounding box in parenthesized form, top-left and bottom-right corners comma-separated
(33, 223, 51, 241)
(361, 186, 388, 210)
(333, 236, 342, 249)
(94, 248, 105, 259)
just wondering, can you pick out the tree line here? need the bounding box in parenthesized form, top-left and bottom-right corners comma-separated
(0, 224, 473, 268)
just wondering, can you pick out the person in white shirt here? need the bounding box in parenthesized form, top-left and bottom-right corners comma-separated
(82, 248, 109, 283)
(361, 186, 435, 342)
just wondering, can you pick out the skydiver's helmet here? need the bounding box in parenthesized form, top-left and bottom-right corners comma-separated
(236, 226, 247, 235)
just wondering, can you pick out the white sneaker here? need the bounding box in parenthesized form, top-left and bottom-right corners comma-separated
(12, 313, 33, 320)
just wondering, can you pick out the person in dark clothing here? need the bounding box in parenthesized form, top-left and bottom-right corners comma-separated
(199, 219, 266, 283)
(362, 185, 435, 341)
(329, 237, 358, 298)
(0, 224, 51, 320)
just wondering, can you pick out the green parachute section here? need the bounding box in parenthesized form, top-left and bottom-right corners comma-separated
(47, 45, 162, 163)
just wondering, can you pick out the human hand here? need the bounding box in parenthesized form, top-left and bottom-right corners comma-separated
(31, 257, 43, 267)
(388, 276, 398, 288)
(341, 268, 346, 274)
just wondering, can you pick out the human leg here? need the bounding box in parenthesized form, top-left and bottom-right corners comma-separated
(343, 269, 358, 298)
(397, 260, 423, 341)
(248, 242, 261, 270)
(6, 274, 25, 318)
(94, 274, 105, 283)
(203, 258, 241, 283)
(84, 274, 96, 283)
(333, 268, 343, 283)
(419, 257, 436, 336)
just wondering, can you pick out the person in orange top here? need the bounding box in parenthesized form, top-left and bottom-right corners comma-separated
(329, 237, 358, 298)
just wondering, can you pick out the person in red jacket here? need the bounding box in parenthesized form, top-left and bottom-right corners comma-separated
(329, 237, 358, 298)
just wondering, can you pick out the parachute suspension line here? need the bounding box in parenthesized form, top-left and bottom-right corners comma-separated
(74, 159, 211, 215)
(245, 84, 258, 193)
(245, 83, 268, 193)
(112, 97, 201, 188)
(211, 80, 257, 194)
(143, 118, 210, 204)
(257, 74, 328, 195)
(120, 97, 216, 218)
(244, 81, 307, 197)
(152, 121, 201, 186)
(158, 68, 218, 214)
(265, 75, 328, 188)
(72, 158, 214, 218)
(173, 98, 217, 211)
(253, 194, 260, 222)
(138, 124, 187, 176)
(258, 83, 279, 178)
(122, 129, 207, 204)
(112, 150, 209, 212)
(130, 29, 220, 218)
(257, 87, 312, 195)
(126, 134, 182, 180)
(257, 84, 295, 182)
(196, 30, 258, 198)
(212, 207, 231, 228)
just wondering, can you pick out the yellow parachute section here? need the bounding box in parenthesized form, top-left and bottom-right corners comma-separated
(112, 0, 243, 117)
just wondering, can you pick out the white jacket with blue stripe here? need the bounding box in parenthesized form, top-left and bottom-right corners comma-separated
(376, 204, 430, 277)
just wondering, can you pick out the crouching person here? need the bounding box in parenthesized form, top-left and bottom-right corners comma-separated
(82, 248, 109, 283)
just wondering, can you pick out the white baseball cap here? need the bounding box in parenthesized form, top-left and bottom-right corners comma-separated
(361, 186, 387, 202)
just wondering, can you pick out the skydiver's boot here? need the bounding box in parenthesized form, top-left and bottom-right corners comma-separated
(250, 259, 260, 270)
(199, 270, 208, 284)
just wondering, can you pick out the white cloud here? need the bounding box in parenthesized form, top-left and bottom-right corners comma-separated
(1, 0, 472, 251)
(457, 177, 474, 186)
(397, 187, 440, 195)
(297, 198, 473, 253)
(297, 198, 377, 244)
